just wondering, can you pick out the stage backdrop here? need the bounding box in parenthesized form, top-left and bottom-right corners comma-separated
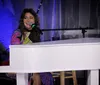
(0, 0, 100, 49)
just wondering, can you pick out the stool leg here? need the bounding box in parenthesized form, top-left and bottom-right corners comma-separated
(72, 71, 77, 85)
(60, 71, 65, 85)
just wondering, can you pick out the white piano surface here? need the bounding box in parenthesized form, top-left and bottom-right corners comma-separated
(10, 37, 100, 47)
(0, 38, 100, 73)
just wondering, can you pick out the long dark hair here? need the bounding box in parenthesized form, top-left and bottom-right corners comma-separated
(18, 8, 41, 42)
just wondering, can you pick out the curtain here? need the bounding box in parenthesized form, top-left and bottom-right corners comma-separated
(0, 0, 100, 48)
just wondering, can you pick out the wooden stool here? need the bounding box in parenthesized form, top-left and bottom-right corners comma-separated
(52, 71, 77, 85)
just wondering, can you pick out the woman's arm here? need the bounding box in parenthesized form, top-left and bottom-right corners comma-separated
(11, 29, 22, 45)
(6, 29, 22, 78)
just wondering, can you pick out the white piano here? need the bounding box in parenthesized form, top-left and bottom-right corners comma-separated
(0, 38, 100, 85)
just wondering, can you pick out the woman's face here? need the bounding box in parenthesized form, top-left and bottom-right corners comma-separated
(23, 12, 35, 30)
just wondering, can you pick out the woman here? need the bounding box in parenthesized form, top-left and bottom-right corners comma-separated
(11, 8, 53, 85)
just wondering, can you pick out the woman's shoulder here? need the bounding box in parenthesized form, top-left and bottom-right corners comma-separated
(12, 29, 22, 37)
(13, 29, 21, 33)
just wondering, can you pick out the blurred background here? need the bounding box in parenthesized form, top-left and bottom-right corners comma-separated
(0, 0, 100, 48)
(0, 0, 100, 85)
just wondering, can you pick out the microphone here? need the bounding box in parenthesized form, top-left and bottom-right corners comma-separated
(31, 24, 36, 28)
(28, 22, 43, 35)
(28, 22, 36, 28)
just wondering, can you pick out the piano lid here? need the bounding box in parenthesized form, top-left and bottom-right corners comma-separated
(9, 38, 100, 48)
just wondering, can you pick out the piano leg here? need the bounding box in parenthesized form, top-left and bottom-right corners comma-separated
(87, 70, 99, 85)
(17, 73, 28, 85)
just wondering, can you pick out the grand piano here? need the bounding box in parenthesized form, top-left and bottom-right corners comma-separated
(0, 38, 100, 85)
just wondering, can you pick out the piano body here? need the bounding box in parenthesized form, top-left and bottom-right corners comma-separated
(0, 38, 100, 85)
